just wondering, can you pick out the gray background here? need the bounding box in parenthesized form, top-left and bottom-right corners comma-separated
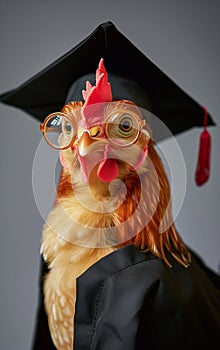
(0, 0, 219, 349)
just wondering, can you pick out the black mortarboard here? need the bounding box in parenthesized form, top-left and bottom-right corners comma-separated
(0, 21, 215, 130)
(0, 21, 215, 184)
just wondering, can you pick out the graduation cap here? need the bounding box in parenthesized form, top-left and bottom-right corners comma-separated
(0, 21, 214, 185)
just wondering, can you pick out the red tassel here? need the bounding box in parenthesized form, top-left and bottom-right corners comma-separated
(195, 107, 211, 186)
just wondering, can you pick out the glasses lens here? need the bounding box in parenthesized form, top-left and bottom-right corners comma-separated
(44, 114, 75, 149)
(106, 112, 140, 146)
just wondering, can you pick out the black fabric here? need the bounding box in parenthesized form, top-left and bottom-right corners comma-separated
(0, 21, 215, 137)
(65, 72, 152, 111)
(32, 245, 220, 350)
(31, 258, 56, 350)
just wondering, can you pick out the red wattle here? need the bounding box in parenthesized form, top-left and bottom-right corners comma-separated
(97, 158, 118, 183)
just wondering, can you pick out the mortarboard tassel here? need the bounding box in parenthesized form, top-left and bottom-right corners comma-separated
(195, 106, 211, 186)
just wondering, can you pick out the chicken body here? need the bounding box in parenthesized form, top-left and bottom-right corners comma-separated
(41, 101, 190, 349)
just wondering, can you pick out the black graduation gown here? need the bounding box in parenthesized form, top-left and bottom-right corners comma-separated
(32, 245, 220, 350)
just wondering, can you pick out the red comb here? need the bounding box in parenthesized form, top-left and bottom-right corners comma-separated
(82, 58, 112, 127)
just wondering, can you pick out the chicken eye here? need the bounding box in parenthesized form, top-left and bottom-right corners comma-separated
(105, 111, 141, 147)
(118, 114, 134, 136)
(117, 114, 134, 137)
(63, 121, 72, 135)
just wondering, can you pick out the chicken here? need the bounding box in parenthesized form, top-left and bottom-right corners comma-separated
(40, 59, 190, 350)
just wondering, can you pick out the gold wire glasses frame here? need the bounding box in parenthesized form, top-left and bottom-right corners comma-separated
(40, 112, 76, 150)
(40, 108, 146, 150)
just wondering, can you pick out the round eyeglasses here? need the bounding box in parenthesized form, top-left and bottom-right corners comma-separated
(40, 112, 77, 150)
(40, 108, 146, 150)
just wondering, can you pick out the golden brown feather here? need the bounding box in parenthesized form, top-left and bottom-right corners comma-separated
(41, 100, 190, 349)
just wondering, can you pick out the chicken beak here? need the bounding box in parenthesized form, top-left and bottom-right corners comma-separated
(76, 131, 101, 156)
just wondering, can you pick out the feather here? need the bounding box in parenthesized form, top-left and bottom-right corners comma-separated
(41, 99, 190, 349)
